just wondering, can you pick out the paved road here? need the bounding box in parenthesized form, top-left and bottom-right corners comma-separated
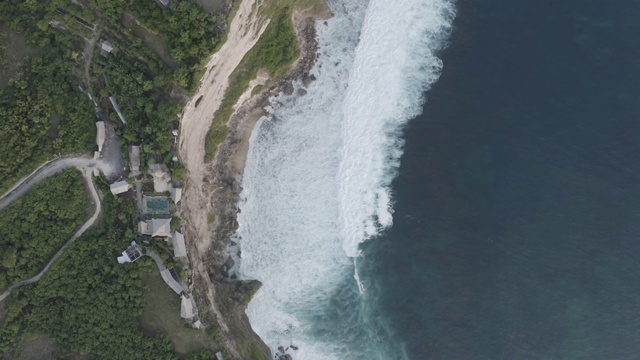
(0, 157, 112, 212)
(0, 164, 107, 301)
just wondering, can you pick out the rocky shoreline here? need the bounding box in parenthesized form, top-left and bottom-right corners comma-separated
(185, 4, 332, 359)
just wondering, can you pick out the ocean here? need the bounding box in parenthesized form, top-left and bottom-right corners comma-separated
(234, 0, 640, 359)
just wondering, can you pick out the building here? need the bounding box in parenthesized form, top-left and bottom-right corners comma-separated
(138, 218, 171, 237)
(100, 40, 114, 53)
(110, 180, 130, 195)
(109, 96, 128, 125)
(117, 241, 143, 264)
(96, 121, 105, 152)
(170, 187, 182, 204)
(160, 269, 183, 294)
(129, 145, 140, 172)
(172, 231, 187, 258)
(180, 294, 196, 319)
(149, 164, 171, 192)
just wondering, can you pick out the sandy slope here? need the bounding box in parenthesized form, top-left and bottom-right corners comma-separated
(179, 0, 268, 253)
(178, 0, 269, 356)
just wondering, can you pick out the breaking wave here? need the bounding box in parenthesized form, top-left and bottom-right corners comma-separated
(233, 0, 454, 358)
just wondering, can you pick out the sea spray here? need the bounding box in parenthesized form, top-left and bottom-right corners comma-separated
(339, 0, 455, 257)
(234, 0, 454, 358)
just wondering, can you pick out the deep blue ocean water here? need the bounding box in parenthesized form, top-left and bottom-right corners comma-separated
(358, 1, 640, 359)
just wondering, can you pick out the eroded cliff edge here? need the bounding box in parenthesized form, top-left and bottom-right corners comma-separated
(178, 1, 331, 358)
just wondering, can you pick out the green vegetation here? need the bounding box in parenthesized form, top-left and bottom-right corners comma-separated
(243, 340, 270, 360)
(0, 169, 89, 289)
(207, 212, 216, 224)
(204, 6, 298, 160)
(138, 268, 211, 354)
(0, 182, 217, 359)
(170, 216, 181, 231)
(0, 27, 96, 193)
(243, 282, 259, 303)
(251, 84, 264, 96)
(0, 0, 225, 187)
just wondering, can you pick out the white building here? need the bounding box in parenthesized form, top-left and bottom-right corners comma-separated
(117, 241, 143, 264)
(170, 187, 182, 204)
(96, 121, 105, 152)
(171, 231, 187, 258)
(110, 180, 130, 195)
(100, 40, 114, 53)
(149, 164, 171, 193)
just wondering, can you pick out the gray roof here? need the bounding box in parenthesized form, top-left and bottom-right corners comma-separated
(172, 231, 187, 258)
(160, 269, 183, 294)
(150, 218, 171, 237)
(101, 40, 114, 52)
(96, 121, 105, 150)
(110, 180, 129, 195)
(130, 145, 140, 171)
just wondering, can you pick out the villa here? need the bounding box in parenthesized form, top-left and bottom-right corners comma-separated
(138, 218, 171, 238)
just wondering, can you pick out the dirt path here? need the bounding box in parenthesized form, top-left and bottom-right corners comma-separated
(82, 28, 100, 92)
(178, 0, 269, 357)
(0, 167, 103, 302)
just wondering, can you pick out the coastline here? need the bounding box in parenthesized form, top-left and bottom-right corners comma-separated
(178, 1, 331, 358)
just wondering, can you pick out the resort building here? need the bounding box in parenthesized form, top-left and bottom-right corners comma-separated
(171, 231, 187, 258)
(129, 145, 140, 173)
(138, 218, 171, 238)
(100, 40, 114, 53)
(110, 180, 130, 195)
(160, 269, 183, 294)
(99, 40, 114, 58)
(170, 187, 182, 204)
(108, 96, 127, 125)
(96, 121, 105, 152)
(149, 164, 171, 192)
(180, 294, 196, 320)
(117, 241, 143, 264)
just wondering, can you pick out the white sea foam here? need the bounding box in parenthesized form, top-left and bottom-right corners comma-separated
(235, 0, 454, 358)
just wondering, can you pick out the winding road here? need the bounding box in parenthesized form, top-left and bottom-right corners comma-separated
(0, 158, 112, 301)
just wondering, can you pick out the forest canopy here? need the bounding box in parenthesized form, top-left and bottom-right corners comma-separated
(0, 0, 224, 189)
(0, 169, 89, 289)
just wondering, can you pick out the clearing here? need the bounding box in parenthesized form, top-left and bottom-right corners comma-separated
(138, 267, 212, 354)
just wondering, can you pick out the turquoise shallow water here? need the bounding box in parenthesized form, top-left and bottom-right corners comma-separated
(357, 0, 640, 359)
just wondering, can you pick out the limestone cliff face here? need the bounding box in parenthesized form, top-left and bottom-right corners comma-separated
(181, 1, 331, 359)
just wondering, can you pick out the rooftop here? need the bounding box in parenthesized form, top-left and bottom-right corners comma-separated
(129, 145, 140, 172)
(110, 180, 129, 195)
(139, 218, 171, 238)
(160, 269, 183, 295)
(100, 40, 114, 53)
(172, 231, 187, 258)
